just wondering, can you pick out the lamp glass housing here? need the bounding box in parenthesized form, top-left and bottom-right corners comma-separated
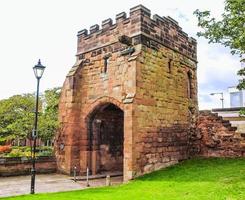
(33, 60, 45, 79)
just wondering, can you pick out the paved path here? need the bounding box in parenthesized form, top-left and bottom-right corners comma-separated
(0, 174, 123, 198)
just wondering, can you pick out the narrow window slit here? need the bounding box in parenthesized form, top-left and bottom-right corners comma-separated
(103, 57, 109, 73)
(168, 59, 172, 73)
(187, 71, 192, 99)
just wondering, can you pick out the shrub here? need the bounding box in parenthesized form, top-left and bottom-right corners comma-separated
(7, 149, 23, 157)
(12, 146, 31, 152)
(38, 150, 52, 156)
(0, 146, 53, 157)
(0, 145, 12, 153)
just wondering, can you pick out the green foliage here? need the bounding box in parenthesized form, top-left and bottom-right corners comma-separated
(3, 158, 245, 200)
(11, 146, 31, 151)
(38, 149, 53, 157)
(194, 0, 245, 91)
(39, 87, 61, 141)
(0, 94, 35, 143)
(237, 66, 245, 90)
(0, 87, 61, 143)
(6, 148, 31, 157)
(239, 108, 245, 116)
(0, 146, 53, 157)
(194, 0, 245, 55)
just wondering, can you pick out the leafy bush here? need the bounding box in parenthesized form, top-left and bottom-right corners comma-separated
(37, 146, 53, 156)
(0, 145, 12, 153)
(0, 146, 53, 157)
(7, 149, 23, 157)
(12, 146, 31, 152)
(38, 150, 52, 157)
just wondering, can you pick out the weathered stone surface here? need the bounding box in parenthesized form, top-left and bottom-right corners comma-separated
(0, 156, 56, 176)
(55, 5, 198, 182)
(193, 111, 245, 157)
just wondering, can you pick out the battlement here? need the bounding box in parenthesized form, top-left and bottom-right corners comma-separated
(77, 5, 197, 61)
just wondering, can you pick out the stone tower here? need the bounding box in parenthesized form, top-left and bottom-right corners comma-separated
(56, 5, 198, 181)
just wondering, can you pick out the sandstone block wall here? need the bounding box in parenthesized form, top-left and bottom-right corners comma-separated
(0, 156, 56, 176)
(194, 111, 245, 157)
(57, 32, 138, 178)
(56, 5, 198, 181)
(133, 44, 197, 176)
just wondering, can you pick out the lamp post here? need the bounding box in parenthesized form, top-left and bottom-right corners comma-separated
(31, 59, 46, 194)
(210, 92, 224, 108)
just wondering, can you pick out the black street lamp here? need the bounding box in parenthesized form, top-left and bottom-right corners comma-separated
(30, 59, 46, 194)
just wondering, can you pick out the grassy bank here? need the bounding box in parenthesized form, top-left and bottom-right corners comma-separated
(2, 158, 245, 200)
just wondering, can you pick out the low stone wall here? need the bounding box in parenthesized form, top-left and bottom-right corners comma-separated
(194, 111, 245, 157)
(0, 156, 56, 176)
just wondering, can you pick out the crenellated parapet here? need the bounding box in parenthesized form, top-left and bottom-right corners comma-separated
(57, 4, 199, 180)
(76, 5, 197, 61)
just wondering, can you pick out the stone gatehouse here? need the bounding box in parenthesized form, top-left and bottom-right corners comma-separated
(56, 4, 198, 181)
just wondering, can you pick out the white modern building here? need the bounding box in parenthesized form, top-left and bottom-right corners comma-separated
(228, 86, 245, 108)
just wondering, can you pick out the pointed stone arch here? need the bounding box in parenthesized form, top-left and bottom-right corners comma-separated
(83, 96, 124, 123)
(78, 96, 133, 181)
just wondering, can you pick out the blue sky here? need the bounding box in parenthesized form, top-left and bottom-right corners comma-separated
(0, 0, 241, 109)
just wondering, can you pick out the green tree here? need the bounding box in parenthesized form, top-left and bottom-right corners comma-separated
(0, 94, 35, 144)
(194, 0, 245, 113)
(38, 87, 61, 142)
(0, 87, 61, 145)
(194, 0, 245, 55)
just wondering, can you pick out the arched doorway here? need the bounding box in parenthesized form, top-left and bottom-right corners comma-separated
(87, 103, 124, 175)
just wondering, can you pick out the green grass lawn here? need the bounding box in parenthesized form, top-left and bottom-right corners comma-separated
(2, 158, 245, 200)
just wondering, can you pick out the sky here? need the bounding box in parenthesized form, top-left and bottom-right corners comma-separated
(0, 0, 241, 109)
